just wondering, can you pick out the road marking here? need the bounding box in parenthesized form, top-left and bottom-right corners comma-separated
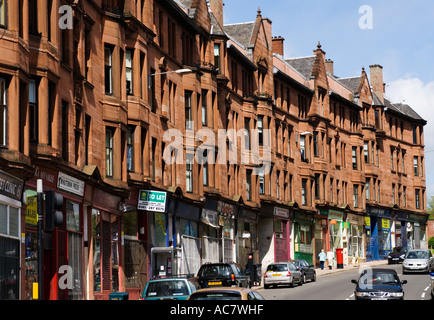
(424, 286, 430, 291)
(421, 292, 425, 299)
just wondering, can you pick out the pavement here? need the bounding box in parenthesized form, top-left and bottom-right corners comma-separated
(253, 259, 389, 290)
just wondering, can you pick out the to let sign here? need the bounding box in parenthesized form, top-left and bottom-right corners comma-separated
(138, 190, 166, 212)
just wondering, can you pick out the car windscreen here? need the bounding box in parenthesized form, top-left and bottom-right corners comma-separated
(198, 265, 232, 277)
(189, 292, 241, 300)
(145, 280, 189, 298)
(358, 272, 400, 288)
(266, 264, 288, 272)
(406, 251, 428, 259)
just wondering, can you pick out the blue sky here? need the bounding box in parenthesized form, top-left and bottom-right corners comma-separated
(223, 0, 434, 200)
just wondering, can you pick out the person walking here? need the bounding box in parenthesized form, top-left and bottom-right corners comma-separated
(327, 250, 334, 270)
(318, 249, 327, 270)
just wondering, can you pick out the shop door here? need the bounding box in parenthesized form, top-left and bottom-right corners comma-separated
(0, 237, 20, 299)
(370, 217, 379, 261)
(124, 239, 148, 290)
(181, 235, 200, 276)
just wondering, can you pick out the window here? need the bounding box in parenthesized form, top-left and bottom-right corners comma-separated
(364, 141, 369, 163)
(352, 147, 357, 170)
(0, 204, 20, 238)
(244, 118, 250, 150)
(403, 186, 407, 207)
(214, 44, 221, 72)
(276, 170, 280, 200)
(104, 46, 113, 95)
(0, 79, 6, 147)
(313, 132, 319, 157)
(185, 91, 193, 130)
(127, 126, 134, 172)
(29, 79, 38, 142)
(246, 169, 252, 201)
(392, 184, 396, 205)
(259, 170, 265, 195)
(201, 90, 207, 126)
(29, 0, 38, 35)
(126, 49, 133, 95)
(412, 126, 418, 144)
(61, 101, 69, 161)
(186, 154, 193, 193)
(365, 178, 370, 201)
(314, 173, 320, 200)
(300, 135, 306, 162)
(0, 0, 6, 26)
(353, 185, 358, 208)
(105, 127, 114, 177)
(302, 179, 307, 206)
(257, 115, 264, 146)
(415, 189, 420, 209)
(152, 138, 157, 182)
(414, 156, 418, 176)
(391, 148, 394, 171)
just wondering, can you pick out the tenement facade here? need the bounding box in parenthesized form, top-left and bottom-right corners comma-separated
(0, 0, 427, 300)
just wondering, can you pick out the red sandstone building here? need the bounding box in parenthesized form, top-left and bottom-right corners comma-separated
(0, 0, 428, 300)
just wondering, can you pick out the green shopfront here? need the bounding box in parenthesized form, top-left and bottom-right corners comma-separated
(293, 211, 314, 264)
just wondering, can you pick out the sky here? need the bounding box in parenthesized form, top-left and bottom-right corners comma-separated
(223, 0, 434, 200)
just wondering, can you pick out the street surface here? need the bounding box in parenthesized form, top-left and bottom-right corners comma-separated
(258, 264, 432, 300)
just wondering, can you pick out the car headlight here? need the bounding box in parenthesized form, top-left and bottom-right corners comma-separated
(400, 254, 405, 259)
(356, 292, 370, 297)
(389, 292, 404, 297)
(388, 255, 392, 259)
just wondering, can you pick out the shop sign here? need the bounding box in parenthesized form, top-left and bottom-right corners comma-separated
(57, 172, 85, 196)
(274, 207, 289, 218)
(25, 193, 38, 226)
(365, 217, 371, 227)
(0, 170, 23, 201)
(217, 201, 236, 216)
(330, 219, 337, 225)
(343, 222, 350, 229)
(138, 190, 167, 212)
(382, 219, 390, 229)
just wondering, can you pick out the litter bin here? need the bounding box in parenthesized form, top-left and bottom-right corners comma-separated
(109, 292, 129, 300)
(336, 248, 344, 269)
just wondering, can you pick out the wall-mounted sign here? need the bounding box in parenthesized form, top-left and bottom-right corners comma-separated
(57, 172, 85, 196)
(138, 190, 167, 212)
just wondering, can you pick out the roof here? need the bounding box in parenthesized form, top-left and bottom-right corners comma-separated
(338, 76, 362, 93)
(224, 22, 255, 48)
(384, 97, 426, 124)
(285, 56, 316, 79)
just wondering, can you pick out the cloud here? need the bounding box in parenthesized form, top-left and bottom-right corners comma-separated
(386, 78, 434, 197)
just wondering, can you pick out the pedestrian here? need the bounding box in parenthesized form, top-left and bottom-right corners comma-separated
(327, 250, 334, 270)
(318, 249, 326, 270)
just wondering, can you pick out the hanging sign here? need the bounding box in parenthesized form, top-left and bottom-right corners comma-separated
(330, 219, 337, 225)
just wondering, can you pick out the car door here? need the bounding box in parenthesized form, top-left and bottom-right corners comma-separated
(302, 260, 313, 279)
(289, 263, 300, 282)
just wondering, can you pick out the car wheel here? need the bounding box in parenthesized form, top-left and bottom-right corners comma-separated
(302, 274, 306, 284)
(289, 279, 294, 288)
(298, 276, 303, 286)
(264, 284, 270, 289)
(312, 272, 316, 282)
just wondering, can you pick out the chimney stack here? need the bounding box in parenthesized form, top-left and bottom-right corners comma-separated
(369, 64, 385, 104)
(272, 36, 285, 56)
(325, 59, 334, 75)
(209, 0, 224, 29)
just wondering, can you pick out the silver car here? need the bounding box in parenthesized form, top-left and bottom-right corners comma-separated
(430, 271, 434, 300)
(402, 249, 434, 274)
(264, 262, 302, 289)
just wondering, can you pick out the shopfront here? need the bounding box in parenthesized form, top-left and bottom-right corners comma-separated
(237, 208, 259, 268)
(293, 211, 314, 265)
(201, 199, 220, 263)
(366, 206, 392, 261)
(25, 167, 86, 300)
(217, 201, 236, 263)
(314, 210, 329, 267)
(392, 211, 407, 248)
(347, 213, 365, 262)
(0, 170, 23, 300)
(328, 210, 344, 266)
(406, 213, 429, 249)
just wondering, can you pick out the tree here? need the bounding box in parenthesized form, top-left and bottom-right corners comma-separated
(428, 196, 434, 220)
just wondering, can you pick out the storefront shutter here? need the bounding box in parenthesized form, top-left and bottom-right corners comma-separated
(102, 221, 111, 291)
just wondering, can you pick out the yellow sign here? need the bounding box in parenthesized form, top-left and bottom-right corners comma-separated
(365, 217, 370, 227)
(33, 283, 38, 300)
(382, 219, 390, 229)
(26, 196, 38, 226)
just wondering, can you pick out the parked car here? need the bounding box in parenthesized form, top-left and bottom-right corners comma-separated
(290, 259, 316, 283)
(402, 249, 434, 274)
(351, 268, 407, 300)
(188, 287, 265, 300)
(141, 275, 199, 300)
(264, 262, 302, 289)
(197, 262, 251, 288)
(387, 246, 407, 264)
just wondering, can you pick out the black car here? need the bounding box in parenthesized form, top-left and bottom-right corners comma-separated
(197, 263, 251, 288)
(387, 246, 407, 264)
(351, 268, 407, 300)
(290, 259, 316, 283)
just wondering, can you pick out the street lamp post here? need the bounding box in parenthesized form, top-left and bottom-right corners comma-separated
(148, 68, 192, 88)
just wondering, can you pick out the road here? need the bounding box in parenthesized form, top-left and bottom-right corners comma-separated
(258, 264, 433, 300)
